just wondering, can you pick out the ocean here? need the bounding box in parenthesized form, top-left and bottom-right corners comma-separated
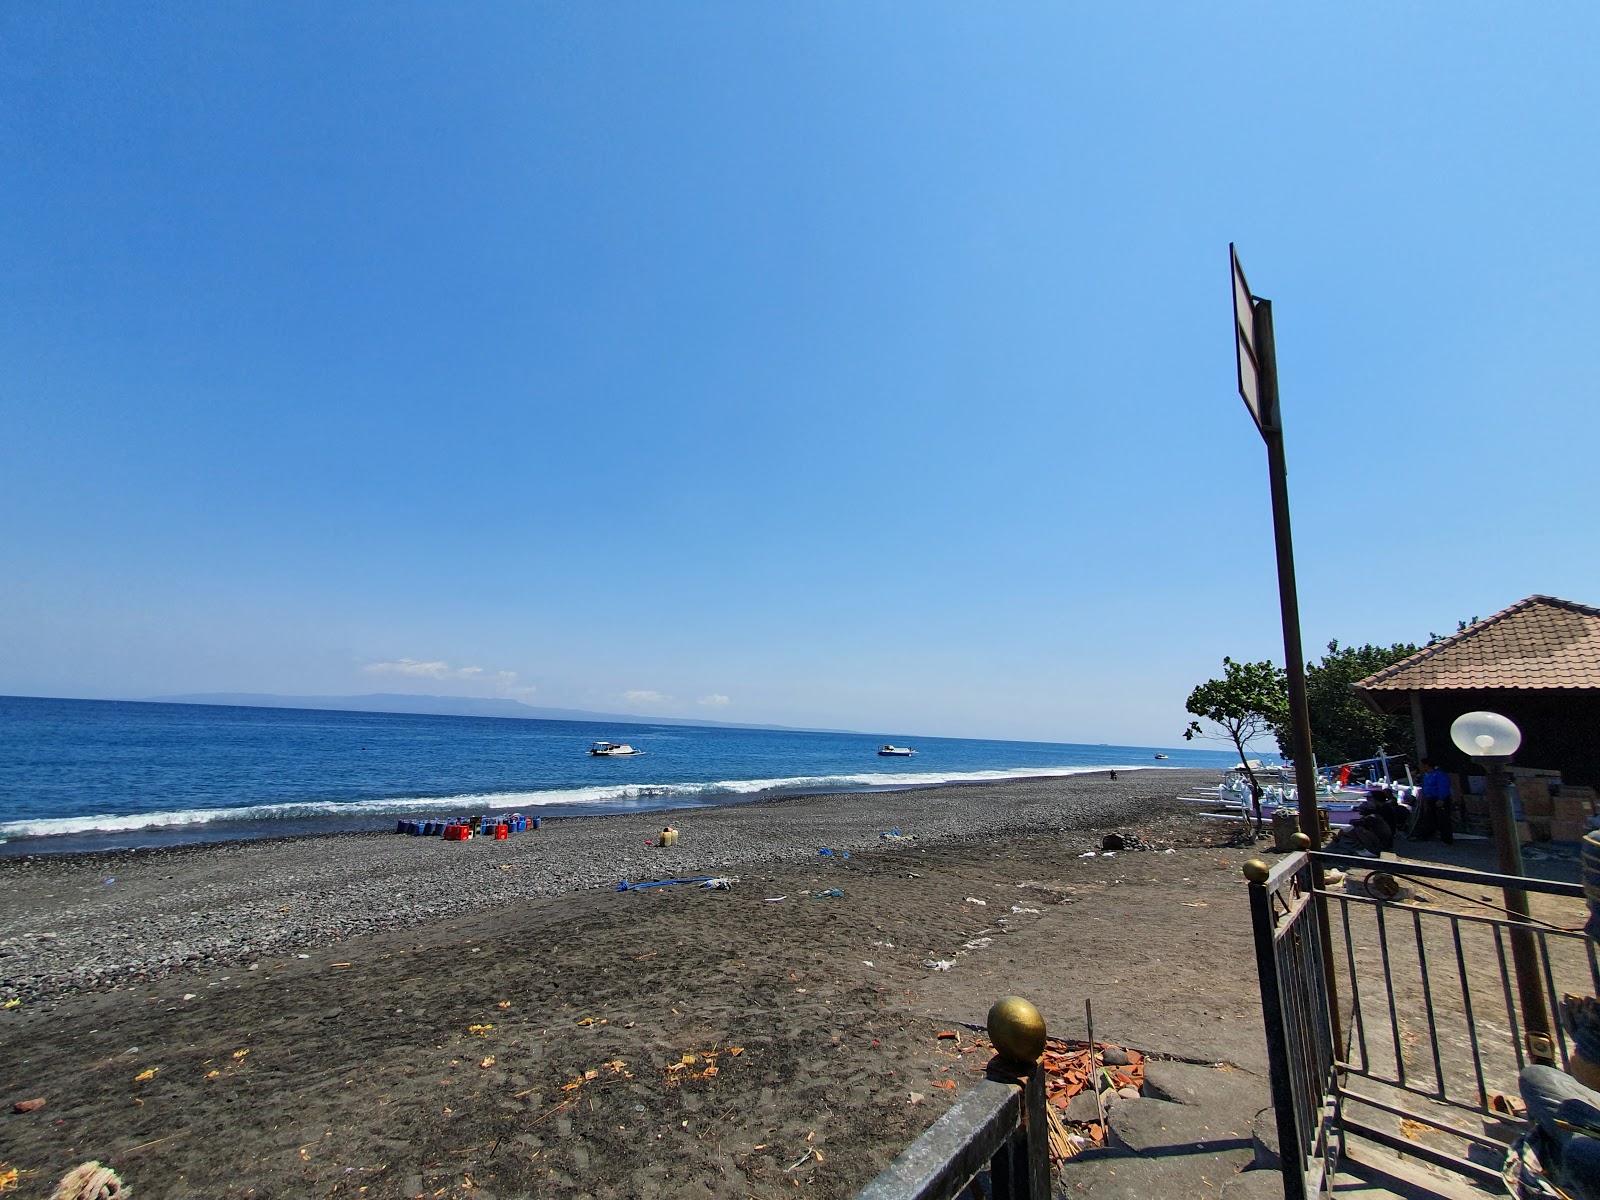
(0, 695, 1237, 855)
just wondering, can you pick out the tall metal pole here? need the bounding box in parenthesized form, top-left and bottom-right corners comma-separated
(1253, 296, 1341, 1046)
(1252, 300, 1321, 841)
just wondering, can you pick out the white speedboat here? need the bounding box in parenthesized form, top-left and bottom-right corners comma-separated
(877, 745, 915, 757)
(589, 741, 643, 756)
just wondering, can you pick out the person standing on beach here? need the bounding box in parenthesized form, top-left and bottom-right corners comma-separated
(1416, 761, 1454, 845)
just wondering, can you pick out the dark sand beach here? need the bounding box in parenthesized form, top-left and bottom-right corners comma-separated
(1, 769, 1279, 1198)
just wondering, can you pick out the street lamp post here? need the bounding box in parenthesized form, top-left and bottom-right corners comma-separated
(1449, 711, 1555, 1064)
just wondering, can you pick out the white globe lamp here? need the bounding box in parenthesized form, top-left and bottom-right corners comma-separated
(1449, 711, 1522, 761)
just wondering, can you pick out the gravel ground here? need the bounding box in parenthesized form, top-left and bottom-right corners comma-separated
(0, 768, 1217, 1000)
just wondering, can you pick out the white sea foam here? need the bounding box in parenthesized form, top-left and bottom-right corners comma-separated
(0, 763, 1166, 841)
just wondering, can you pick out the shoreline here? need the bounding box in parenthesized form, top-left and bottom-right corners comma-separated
(0, 763, 1197, 859)
(0, 769, 1218, 1002)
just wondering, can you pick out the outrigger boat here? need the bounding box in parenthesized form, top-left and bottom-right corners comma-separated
(1179, 751, 1416, 830)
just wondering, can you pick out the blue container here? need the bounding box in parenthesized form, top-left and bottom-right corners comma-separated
(396, 819, 407, 834)
(533, 816, 542, 830)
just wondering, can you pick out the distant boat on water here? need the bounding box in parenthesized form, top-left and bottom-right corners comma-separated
(589, 741, 643, 757)
(877, 745, 915, 757)
(1154, 753, 1169, 760)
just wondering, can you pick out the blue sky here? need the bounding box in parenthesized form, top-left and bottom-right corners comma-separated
(3, 4, 1597, 743)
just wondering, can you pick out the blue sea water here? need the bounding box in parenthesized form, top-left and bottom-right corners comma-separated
(0, 695, 1237, 855)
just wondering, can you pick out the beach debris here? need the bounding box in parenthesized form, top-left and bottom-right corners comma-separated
(924, 959, 955, 971)
(1101, 832, 1164, 853)
(1181, 901, 1208, 908)
(964, 897, 987, 906)
(907, 1092, 925, 1105)
(701, 877, 739, 889)
(1009, 906, 1040, 915)
(132, 1068, 158, 1082)
(182, 993, 196, 1001)
(469, 1024, 494, 1037)
(496, 1000, 511, 1008)
(785, 1147, 822, 1171)
(616, 876, 713, 892)
(1, 999, 18, 1010)
(47, 1162, 126, 1200)
(817, 848, 849, 857)
(1079, 851, 1097, 858)
(862, 961, 874, 967)
(814, 888, 843, 899)
(872, 939, 894, 948)
(0, 1164, 18, 1192)
(12, 1098, 46, 1113)
(575, 1016, 606, 1027)
(232, 1048, 249, 1060)
(962, 937, 994, 951)
(662, 1048, 723, 1085)
(932, 1079, 956, 1090)
(937, 1031, 959, 1040)
(479, 1056, 495, 1069)
(763, 895, 787, 902)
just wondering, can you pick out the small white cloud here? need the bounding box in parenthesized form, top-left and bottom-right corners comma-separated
(365, 658, 451, 680)
(697, 694, 730, 707)
(623, 689, 672, 706)
(364, 659, 534, 693)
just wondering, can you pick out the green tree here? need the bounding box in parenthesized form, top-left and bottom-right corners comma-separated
(1273, 640, 1421, 769)
(1184, 657, 1288, 812)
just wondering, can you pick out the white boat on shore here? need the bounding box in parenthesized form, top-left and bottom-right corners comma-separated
(1179, 753, 1415, 829)
(589, 741, 643, 757)
(877, 745, 915, 757)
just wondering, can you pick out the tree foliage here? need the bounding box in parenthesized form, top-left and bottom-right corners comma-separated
(1184, 657, 1287, 803)
(1271, 640, 1421, 769)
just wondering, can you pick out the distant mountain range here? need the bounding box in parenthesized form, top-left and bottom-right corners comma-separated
(146, 692, 856, 734)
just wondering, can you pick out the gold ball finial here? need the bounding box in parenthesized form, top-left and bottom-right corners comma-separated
(1290, 833, 1312, 851)
(1242, 859, 1271, 884)
(987, 996, 1047, 1064)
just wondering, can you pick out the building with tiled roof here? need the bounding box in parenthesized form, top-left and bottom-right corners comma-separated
(1352, 595, 1600, 785)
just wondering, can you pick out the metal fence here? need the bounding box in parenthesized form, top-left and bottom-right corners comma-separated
(855, 1047, 1048, 1200)
(1248, 848, 1593, 1198)
(1247, 851, 1341, 1199)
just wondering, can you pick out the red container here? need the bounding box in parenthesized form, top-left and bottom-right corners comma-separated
(444, 824, 469, 841)
(494, 824, 509, 840)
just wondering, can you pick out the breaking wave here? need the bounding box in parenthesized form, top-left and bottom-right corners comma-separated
(0, 763, 1160, 841)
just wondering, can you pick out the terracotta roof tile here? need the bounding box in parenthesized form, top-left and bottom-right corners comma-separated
(1355, 595, 1600, 692)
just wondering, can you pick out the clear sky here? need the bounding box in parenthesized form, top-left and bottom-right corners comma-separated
(3, 4, 1597, 743)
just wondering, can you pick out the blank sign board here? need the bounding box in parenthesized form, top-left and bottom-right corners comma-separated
(1230, 243, 1267, 437)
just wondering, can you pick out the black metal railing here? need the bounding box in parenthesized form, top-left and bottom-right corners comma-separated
(855, 1004, 1049, 1200)
(1318, 851, 1592, 1185)
(1248, 848, 1592, 1197)
(1246, 852, 1340, 1200)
